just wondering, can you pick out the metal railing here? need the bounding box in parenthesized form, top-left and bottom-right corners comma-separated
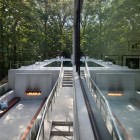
(10, 61, 36, 69)
(21, 62, 63, 140)
(35, 61, 63, 140)
(9, 59, 56, 70)
(84, 62, 127, 140)
(0, 83, 10, 96)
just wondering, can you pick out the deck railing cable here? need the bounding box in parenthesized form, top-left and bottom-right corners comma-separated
(84, 61, 125, 140)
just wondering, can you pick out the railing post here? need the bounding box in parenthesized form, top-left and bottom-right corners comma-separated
(105, 107, 107, 124)
(69, 126, 70, 132)
(56, 88, 57, 97)
(51, 102, 52, 111)
(47, 107, 49, 121)
(30, 130, 32, 140)
(54, 93, 55, 103)
(95, 90, 97, 103)
(100, 97, 101, 111)
(43, 120, 44, 140)
(35, 64, 63, 140)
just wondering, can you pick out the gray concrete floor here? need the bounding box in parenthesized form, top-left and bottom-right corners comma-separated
(51, 87, 73, 140)
(44, 87, 73, 140)
(0, 99, 42, 140)
(109, 100, 140, 140)
(52, 87, 73, 122)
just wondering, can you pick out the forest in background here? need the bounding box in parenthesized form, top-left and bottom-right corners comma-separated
(0, 0, 73, 80)
(81, 0, 140, 64)
(0, 0, 140, 81)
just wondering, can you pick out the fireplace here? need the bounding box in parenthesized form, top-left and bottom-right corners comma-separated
(15, 73, 52, 99)
(108, 91, 123, 96)
(25, 91, 41, 96)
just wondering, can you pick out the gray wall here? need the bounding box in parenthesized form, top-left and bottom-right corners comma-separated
(95, 73, 135, 91)
(15, 73, 52, 99)
(8, 69, 59, 89)
(90, 69, 140, 91)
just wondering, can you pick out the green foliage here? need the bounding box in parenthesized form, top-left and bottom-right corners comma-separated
(81, 0, 140, 61)
(0, 0, 73, 80)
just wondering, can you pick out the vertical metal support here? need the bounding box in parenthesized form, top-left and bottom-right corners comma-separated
(43, 120, 44, 140)
(54, 93, 55, 103)
(100, 97, 101, 111)
(105, 107, 107, 124)
(69, 126, 70, 132)
(74, 0, 81, 76)
(51, 102, 52, 111)
(95, 90, 97, 103)
(56, 88, 57, 97)
(29, 130, 32, 140)
(47, 107, 49, 121)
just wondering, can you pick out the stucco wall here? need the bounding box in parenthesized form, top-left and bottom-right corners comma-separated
(95, 73, 135, 91)
(89, 69, 140, 91)
(8, 69, 59, 89)
(15, 73, 52, 99)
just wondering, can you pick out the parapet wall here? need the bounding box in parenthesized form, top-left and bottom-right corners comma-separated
(90, 69, 140, 91)
(95, 73, 135, 91)
(15, 73, 52, 99)
(8, 69, 59, 90)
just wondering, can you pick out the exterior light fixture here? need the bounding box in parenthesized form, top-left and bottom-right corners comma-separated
(108, 92, 123, 96)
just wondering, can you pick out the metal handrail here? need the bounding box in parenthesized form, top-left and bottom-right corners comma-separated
(58, 60, 63, 88)
(84, 61, 123, 140)
(21, 61, 63, 140)
(36, 61, 63, 140)
(90, 78, 122, 140)
(10, 61, 36, 69)
(35, 81, 58, 140)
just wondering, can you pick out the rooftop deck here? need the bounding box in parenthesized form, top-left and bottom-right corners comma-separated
(0, 100, 43, 140)
(1, 58, 140, 140)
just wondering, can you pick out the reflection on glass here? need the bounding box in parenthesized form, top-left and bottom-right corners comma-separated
(80, 1, 140, 140)
(80, 0, 140, 69)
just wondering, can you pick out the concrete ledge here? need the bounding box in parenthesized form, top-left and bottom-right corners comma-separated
(73, 72, 95, 140)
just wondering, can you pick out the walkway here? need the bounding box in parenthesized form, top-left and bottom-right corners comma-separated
(50, 87, 73, 140)
(44, 70, 74, 140)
